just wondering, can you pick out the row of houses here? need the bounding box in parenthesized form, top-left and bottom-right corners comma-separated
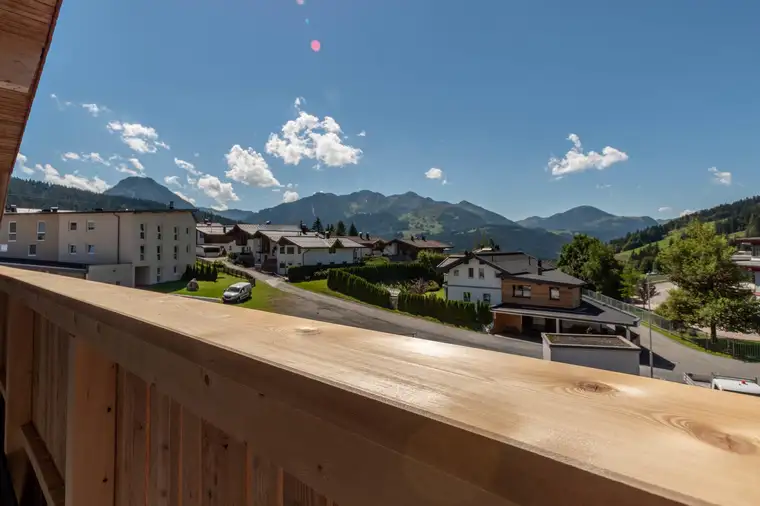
(196, 222, 452, 275)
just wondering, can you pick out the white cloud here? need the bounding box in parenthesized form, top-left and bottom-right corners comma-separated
(225, 145, 281, 188)
(34, 163, 110, 193)
(164, 175, 182, 187)
(186, 175, 197, 186)
(282, 190, 299, 203)
(81, 103, 109, 117)
(107, 121, 170, 154)
(425, 167, 444, 180)
(595, 183, 612, 189)
(357, 130, 366, 137)
(286, 182, 295, 188)
(50, 93, 72, 109)
(272, 188, 281, 192)
(708, 167, 731, 186)
(174, 158, 201, 176)
(680, 209, 696, 217)
(129, 158, 144, 172)
(82, 152, 111, 166)
(14, 153, 35, 175)
(115, 164, 141, 177)
(266, 108, 363, 167)
(173, 191, 196, 205)
(294, 96, 305, 108)
(547, 133, 629, 177)
(61, 152, 81, 161)
(197, 174, 239, 211)
(658, 206, 672, 213)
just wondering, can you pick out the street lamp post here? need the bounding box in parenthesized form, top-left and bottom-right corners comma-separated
(646, 272, 655, 378)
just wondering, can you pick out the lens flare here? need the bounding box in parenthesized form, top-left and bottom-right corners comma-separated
(296, 0, 304, 5)
(310, 40, 321, 52)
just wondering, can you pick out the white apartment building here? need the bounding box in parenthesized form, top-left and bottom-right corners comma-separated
(0, 207, 196, 286)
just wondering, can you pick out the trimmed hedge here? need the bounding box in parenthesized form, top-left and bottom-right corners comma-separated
(183, 262, 218, 282)
(342, 262, 442, 285)
(398, 293, 492, 328)
(287, 263, 362, 283)
(327, 270, 392, 308)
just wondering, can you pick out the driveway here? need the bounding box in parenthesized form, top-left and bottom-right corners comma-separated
(219, 261, 760, 382)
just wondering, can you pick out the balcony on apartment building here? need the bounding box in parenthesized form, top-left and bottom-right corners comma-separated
(1, 267, 760, 506)
(1, 3, 759, 505)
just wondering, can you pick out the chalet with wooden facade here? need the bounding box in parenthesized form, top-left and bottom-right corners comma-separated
(730, 236, 760, 296)
(438, 249, 640, 337)
(341, 234, 386, 257)
(383, 237, 451, 260)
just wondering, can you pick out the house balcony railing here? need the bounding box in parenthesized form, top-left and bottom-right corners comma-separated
(0, 266, 758, 506)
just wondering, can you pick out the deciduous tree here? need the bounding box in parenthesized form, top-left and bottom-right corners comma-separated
(557, 234, 622, 298)
(657, 220, 760, 341)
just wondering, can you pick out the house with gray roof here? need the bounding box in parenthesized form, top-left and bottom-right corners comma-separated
(437, 248, 640, 338)
(274, 236, 363, 275)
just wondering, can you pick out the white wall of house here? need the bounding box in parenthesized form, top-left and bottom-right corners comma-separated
(444, 257, 502, 305)
(274, 247, 359, 275)
(383, 242, 398, 256)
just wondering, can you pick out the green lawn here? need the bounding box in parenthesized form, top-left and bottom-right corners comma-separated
(147, 273, 279, 310)
(295, 279, 360, 303)
(428, 288, 445, 299)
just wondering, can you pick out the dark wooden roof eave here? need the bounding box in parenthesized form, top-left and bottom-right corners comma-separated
(0, 0, 65, 219)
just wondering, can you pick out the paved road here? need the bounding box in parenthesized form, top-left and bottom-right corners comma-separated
(221, 261, 760, 382)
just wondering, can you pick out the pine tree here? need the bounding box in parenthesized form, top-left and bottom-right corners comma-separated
(348, 222, 358, 236)
(312, 217, 324, 234)
(336, 220, 347, 236)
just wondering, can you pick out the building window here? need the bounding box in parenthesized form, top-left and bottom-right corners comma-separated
(297, 247, 301, 254)
(140, 223, 145, 239)
(8, 222, 16, 242)
(87, 244, 95, 255)
(468, 268, 474, 278)
(495, 271, 500, 277)
(453, 269, 459, 276)
(513, 285, 532, 298)
(483, 293, 491, 303)
(550, 287, 560, 300)
(157, 267, 162, 283)
(69, 244, 77, 255)
(173, 265, 177, 274)
(140, 245, 145, 261)
(157, 245, 162, 261)
(173, 245, 178, 260)
(329, 246, 336, 254)
(478, 268, 485, 279)
(463, 292, 471, 302)
(69, 221, 77, 231)
(186, 227, 189, 235)
(28, 244, 36, 256)
(186, 244, 189, 254)
(37, 221, 46, 241)
(157, 225, 162, 240)
(87, 220, 95, 231)
(286, 246, 295, 255)
(174, 226, 178, 241)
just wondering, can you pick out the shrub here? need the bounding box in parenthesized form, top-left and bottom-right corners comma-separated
(327, 270, 392, 308)
(341, 262, 442, 285)
(398, 293, 492, 328)
(416, 250, 448, 270)
(287, 263, 362, 283)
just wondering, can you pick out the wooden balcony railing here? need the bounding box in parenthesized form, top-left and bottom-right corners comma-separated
(0, 266, 759, 506)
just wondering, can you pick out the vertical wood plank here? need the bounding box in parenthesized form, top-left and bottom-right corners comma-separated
(6, 299, 34, 453)
(50, 327, 70, 475)
(181, 407, 202, 506)
(202, 422, 246, 506)
(148, 385, 171, 506)
(169, 400, 182, 506)
(65, 335, 117, 506)
(115, 369, 149, 506)
(247, 448, 283, 506)
(283, 473, 329, 506)
(0, 291, 8, 383)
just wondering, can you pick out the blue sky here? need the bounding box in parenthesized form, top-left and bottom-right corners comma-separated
(15, 0, 760, 221)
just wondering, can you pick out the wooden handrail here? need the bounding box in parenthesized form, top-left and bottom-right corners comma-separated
(1, 266, 759, 506)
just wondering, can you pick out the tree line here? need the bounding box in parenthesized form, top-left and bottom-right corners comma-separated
(559, 222, 760, 342)
(609, 195, 760, 252)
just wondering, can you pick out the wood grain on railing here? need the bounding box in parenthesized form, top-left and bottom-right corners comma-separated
(1, 266, 759, 506)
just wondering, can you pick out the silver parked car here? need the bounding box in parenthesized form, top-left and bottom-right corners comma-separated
(221, 282, 252, 304)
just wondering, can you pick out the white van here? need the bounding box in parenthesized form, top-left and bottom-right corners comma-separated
(221, 282, 252, 304)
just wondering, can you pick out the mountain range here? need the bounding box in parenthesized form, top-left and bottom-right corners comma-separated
(103, 177, 662, 259)
(10, 176, 664, 259)
(517, 206, 659, 242)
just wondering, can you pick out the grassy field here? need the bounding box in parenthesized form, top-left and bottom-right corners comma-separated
(615, 221, 744, 262)
(147, 273, 279, 310)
